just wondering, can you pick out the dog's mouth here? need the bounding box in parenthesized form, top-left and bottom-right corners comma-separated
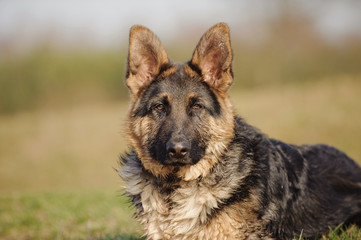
(162, 157, 197, 166)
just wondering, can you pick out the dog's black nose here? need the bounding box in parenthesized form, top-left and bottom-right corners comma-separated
(166, 140, 189, 159)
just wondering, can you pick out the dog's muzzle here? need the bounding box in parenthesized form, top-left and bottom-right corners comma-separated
(164, 138, 192, 165)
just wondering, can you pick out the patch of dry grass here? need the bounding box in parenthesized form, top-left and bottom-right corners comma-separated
(0, 102, 129, 192)
(232, 75, 361, 162)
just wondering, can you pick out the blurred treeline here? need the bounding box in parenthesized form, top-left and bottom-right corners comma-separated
(1, 13, 361, 114)
(0, 50, 127, 113)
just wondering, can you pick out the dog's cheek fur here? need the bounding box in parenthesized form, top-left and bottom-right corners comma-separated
(126, 105, 175, 177)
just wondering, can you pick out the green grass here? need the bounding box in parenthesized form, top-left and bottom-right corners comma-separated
(0, 191, 359, 240)
(322, 225, 361, 240)
(0, 190, 142, 239)
(293, 225, 361, 240)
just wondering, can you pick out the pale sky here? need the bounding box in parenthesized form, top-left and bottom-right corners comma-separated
(0, 0, 360, 51)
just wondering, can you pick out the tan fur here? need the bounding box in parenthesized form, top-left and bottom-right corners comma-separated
(126, 111, 174, 177)
(158, 66, 177, 78)
(183, 64, 200, 79)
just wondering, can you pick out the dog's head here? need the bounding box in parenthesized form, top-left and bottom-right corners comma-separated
(125, 23, 235, 180)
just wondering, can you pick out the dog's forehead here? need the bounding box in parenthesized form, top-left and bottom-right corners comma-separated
(156, 64, 206, 98)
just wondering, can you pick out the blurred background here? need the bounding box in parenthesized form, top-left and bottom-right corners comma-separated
(1, 0, 361, 239)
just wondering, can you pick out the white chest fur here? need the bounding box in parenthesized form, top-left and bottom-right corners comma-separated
(134, 176, 252, 240)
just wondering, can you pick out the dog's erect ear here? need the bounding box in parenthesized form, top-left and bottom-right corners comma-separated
(191, 23, 233, 93)
(126, 25, 169, 97)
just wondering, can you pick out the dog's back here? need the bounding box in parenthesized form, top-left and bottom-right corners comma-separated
(221, 117, 361, 239)
(255, 134, 361, 238)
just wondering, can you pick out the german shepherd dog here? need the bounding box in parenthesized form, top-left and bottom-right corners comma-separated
(119, 23, 361, 239)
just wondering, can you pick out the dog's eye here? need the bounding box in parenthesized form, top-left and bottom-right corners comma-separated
(192, 104, 202, 110)
(155, 104, 165, 111)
